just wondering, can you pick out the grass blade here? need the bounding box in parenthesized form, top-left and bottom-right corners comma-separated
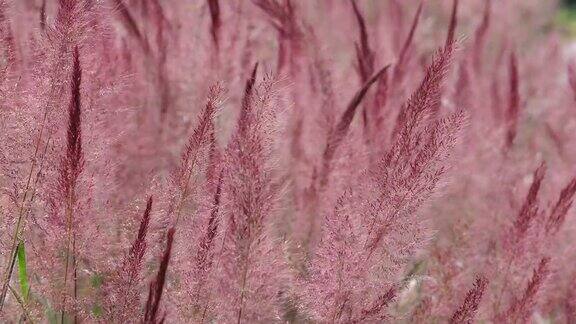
(16, 240, 30, 302)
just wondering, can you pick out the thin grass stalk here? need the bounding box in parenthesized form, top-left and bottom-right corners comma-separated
(350, 0, 376, 136)
(445, 0, 459, 49)
(197, 173, 224, 323)
(39, 0, 47, 30)
(207, 0, 221, 49)
(0, 1, 83, 307)
(320, 65, 389, 187)
(60, 46, 83, 323)
(506, 257, 550, 323)
(0, 48, 75, 313)
(494, 163, 545, 314)
(506, 51, 520, 149)
(0, 102, 60, 311)
(8, 284, 34, 324)
(472, 0, 491, 72)
(192, 170, 223, 303)
(172, 87, 219, 226)
(111, 0, 150, 54)
(236, 237, 253, 324)
(395, 0, 423, 79)
(143, 228, 175, 323)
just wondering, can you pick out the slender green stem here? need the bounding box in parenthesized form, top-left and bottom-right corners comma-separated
(61, 188, 77, 324)
(236, 238, 253, 324)
(0, 53, 67, 310)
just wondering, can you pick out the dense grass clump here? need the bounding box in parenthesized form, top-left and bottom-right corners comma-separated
(1, 0, 576, 323)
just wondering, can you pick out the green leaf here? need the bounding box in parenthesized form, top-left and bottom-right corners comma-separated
(16, 240, 30, 302)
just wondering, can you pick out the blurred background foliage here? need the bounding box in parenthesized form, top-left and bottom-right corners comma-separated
(559, 0, 576, 34)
